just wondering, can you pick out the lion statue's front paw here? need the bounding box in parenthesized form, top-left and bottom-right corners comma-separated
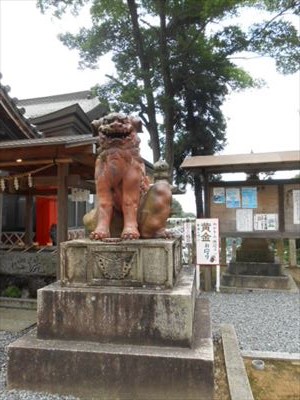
(121, 227, 140, 240)
(90, 229, 110, 241)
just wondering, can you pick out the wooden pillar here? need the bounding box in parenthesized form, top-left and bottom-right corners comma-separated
(220, 237, 227, 267)
(204, 267, 212, 292)
(57, 163, 69, 280)
(0, 192, 3, 243)
(24, 195, 33, 246)
(203, 171, 210, 218)
(276, 239, 285, 265)
(289, 239, 297, 267)
(278, 184, 285, 233)
(0, 171, 5, 243)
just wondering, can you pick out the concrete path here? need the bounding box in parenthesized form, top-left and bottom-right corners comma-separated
(0, 307, 37, 332)
(221, 324, 254, 400)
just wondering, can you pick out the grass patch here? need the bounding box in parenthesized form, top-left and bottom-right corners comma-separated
(245, 358, 300, 400)
(213, 339, 230, 400)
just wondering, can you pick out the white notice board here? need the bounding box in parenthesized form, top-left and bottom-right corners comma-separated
(183, 221, 193, 244)
(293, 190, 300, 224)
(236, 209, 253, 232)
(195, 219, 220, 265)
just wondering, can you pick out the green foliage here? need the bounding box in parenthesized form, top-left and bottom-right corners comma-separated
(37, 0, 89, 17)
(248, 20, 300, 74)
(170, 198, 196, 217)
(182, 211, 196, 218)
(170, 198, 184, 217)
(2, 285, 22, 298)
(37, 0, 300, 214)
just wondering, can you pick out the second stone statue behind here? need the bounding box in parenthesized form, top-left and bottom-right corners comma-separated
(84, 112, 172, 240)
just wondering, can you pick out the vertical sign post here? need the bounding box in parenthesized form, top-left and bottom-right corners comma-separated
(183, 220, 193, 264)
(195, 219, 220, 292)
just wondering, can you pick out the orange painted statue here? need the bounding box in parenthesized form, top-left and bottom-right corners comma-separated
(85, 112, 172, 240)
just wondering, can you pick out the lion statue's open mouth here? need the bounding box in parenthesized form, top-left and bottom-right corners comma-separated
(87, 112, 172, 241)
(102, 131, 131, 140)
(100, 121, 131, 139)
(96, 113, 141, 143)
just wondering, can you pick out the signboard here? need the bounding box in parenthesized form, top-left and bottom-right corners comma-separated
(293, 190, 300, 224)
(196, 218, 219, 265)
(213, 187, 225, 204)
(167, 218, 195, 246)
(167, 218, 195, 264)
(241, 187, 257, 208)
(71, 188, 90, 202)
(183, 221, 193, 244)
(236, 209, 253, 232)
(226, 188, 241, 208)
(254, 214, 278, 231)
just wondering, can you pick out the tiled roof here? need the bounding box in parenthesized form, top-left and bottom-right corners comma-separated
(0, 74, 42, 139)
(18, 91, 102, 119)
(0, 134, 97, 149)
(181, 150, 300, 173)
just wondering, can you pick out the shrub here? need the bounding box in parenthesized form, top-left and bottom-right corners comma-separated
(2, 285, 22, 298)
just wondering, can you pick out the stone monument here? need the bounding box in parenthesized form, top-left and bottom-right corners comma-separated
(7, 113, 214, 399)
(221, 238, 291, 291)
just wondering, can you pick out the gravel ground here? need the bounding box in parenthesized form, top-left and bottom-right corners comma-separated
(0, 329, 79, 400)
(1, 291, 299, 399)
(202, 291, 300, 354)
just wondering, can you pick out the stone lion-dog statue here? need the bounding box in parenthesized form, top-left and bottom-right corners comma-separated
(85, 112, 172, 240)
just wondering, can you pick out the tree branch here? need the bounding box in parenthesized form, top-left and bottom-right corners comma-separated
(224, 2, 300, 56)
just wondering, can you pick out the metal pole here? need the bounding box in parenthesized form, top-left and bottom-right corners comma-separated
(196, 264, 200, 294)
(216, 264, 220, 292)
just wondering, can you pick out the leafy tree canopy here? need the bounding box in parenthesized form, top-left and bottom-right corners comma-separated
(37, 0, 300, 215)
(170, 198, 184, 217)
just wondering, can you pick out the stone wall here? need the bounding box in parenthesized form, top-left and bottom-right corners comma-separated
(0, 251, 56, 276)
(0, 250, 56, 298)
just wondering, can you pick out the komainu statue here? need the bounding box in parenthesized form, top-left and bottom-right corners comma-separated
(84, 112, 172, 240)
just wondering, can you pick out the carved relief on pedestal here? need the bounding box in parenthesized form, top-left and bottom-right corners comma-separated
(92, 251, 137, 280)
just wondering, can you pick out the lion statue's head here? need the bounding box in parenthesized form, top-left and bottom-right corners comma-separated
(91, 112, 142, 151)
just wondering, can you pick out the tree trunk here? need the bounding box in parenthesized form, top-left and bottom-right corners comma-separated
(185, 92, 204, 217)
(146, 122, 161, 163)
(194, 174, 204, 218)
(157, 0, 175, 179)
(127, 0, 161, 163)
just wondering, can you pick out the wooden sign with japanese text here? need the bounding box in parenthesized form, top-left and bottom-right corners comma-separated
(183, 221, 193, 244)
(196, 218, 220, 265)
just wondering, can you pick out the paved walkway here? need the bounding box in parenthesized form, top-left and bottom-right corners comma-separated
(0, 307, 37, 332)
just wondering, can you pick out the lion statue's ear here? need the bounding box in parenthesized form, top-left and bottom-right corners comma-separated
(131, 117, 143, 133)
(91, 120, 101, 136)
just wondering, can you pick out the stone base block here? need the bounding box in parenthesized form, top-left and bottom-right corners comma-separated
(228, 262, 282, 276)
(221, 271, 291, 290)
(7, 298, 214, 400)
(37, 266, 196, 347)
(61, 238, 181, 288)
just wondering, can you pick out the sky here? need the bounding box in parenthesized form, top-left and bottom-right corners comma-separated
(0, 0, 299, 214)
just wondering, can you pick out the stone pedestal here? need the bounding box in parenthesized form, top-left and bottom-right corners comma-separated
(221, 237, 293, 291)
(60, 238, 182, 288)
(228, 261, 282, 276)
(7, 238, 214, 399)
(222, 262, 291, 291)
(221, 270, 291, 290)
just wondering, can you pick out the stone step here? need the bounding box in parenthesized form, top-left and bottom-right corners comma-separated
(7, 297, 214, 400)
(37, 266, 196, 347)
